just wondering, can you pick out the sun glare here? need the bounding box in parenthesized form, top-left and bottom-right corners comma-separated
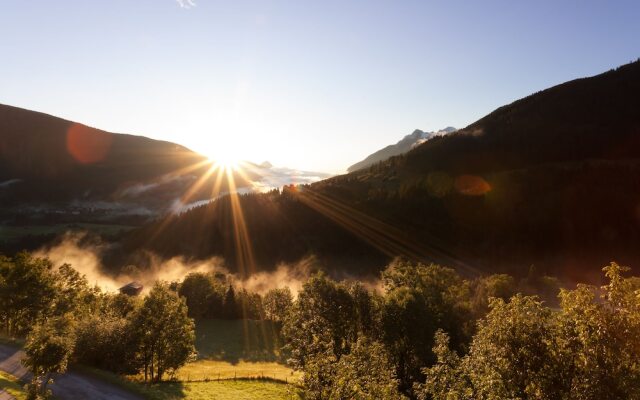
(210, 156, 240, 171)
(206, 148, 243, 171)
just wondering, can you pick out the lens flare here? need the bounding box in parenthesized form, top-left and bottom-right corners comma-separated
(66, 123, 113, 164)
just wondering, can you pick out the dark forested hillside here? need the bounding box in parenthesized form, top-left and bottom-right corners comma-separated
(397, 60, 640, 175)
(118, 61, 640, 279)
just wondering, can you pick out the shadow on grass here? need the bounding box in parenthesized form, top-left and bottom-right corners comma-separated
(73, 365, 188, 400)
(141, 381, 187, 400)
(195, 319, 285, 364)
(0, 334, 25, 348)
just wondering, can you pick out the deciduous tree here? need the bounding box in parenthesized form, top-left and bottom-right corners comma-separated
(23, 315, 76, 399)
(131, 282, 196, 382)
(263, 287, 293, 323)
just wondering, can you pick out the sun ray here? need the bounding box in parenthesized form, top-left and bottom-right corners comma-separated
(293, 187, 480, 275)
(225, 166, 257, 279)
(179, 163, 219, 204)
(139, 150, 479, 280)
(166, 158, 215, 179)
(141, 157, 234, 248)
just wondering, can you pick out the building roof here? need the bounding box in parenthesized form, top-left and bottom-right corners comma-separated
(119, 281, 143, 291)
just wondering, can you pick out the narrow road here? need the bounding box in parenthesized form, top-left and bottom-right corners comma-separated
(0, 344, 143, 400)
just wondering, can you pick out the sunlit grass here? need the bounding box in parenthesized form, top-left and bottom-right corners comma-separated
(173, 380, 300, 400)
(176, 360, 301, 383)
(78, 365, 301, 400)
(132, 380, 300, 400)
(0, 370, 27, 400)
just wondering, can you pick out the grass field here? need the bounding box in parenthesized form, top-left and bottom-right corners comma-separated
(82, 366, 301, 400)
(103, 319, 302, 399)
(0, 370, 27, 400)
(186, 319, 299, 382)
(194, 319, 284, 362)
(136, 380, 299, 400)
(176, 360, 300, 383)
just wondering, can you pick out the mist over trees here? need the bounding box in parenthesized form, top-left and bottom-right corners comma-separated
(2, 250, 640, 399)
(0, 252, 197, 397)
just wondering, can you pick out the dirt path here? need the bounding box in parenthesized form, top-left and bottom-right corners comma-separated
(0, 344, 143, 400)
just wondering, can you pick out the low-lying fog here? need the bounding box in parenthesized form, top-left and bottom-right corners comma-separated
(34, 232, 351, 296)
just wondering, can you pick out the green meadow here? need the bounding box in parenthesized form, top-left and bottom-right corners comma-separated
(120, 319, 301, 400)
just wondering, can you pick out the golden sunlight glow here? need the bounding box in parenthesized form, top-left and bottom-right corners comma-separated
(209, 154, 241, 172)
(202, 139, 245, 172)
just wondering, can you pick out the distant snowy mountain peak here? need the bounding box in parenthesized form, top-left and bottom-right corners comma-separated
(347, 127, 456, 172)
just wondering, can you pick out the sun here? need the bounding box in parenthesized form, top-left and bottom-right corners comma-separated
(207, 151, 242, 171)
(197, 137, 245, 171)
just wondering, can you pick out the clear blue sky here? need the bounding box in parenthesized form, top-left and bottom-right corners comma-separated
(1, 1, 639, 172)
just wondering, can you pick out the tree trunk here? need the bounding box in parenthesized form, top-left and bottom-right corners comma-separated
(156, 366, 164, 383)
(41, 372, 50, 394)
(150, 354, 155, 382)
(143, 351, 149, 383)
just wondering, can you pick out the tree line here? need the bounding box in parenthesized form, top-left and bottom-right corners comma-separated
(0, 252, 195, 399)
(279, 261, 640, 399)
(3, 250, 640, 399)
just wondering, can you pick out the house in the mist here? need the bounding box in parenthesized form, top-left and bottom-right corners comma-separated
(119, 281, 143, 296)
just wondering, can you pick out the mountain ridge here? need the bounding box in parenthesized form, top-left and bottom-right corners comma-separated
(347, 127, 456, 172)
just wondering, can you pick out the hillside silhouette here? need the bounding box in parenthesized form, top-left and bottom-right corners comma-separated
(0, 104, 214, 202)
